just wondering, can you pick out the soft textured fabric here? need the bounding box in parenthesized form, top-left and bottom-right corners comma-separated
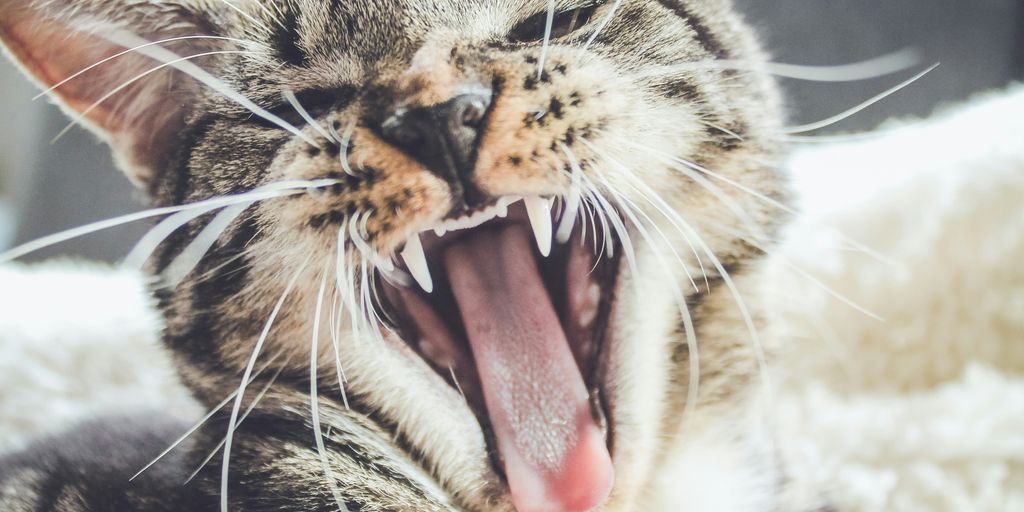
(771, 84, 1024, 511)
(1, 85, 1021, 511)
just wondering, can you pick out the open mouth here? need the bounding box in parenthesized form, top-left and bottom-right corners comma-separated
(377, 197, 621, 512)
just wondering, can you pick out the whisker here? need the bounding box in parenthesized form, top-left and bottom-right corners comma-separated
(104, 30, 317, 145)
(215, 0, 274, 34)
(537, 0, 556, 79)
(123, 179, 338, 270)
(588, 163, 704, 424)
(619, 139, 900, 268)
(34, 35, 255, 101)
(328, 290, 351, 410)
(337, 121, 358, 176)
(347, 211, 392, 272)
(160, 203, 250, 288)
(336, 223, 363, 345)
(128, 351, 282, 482)
(784, 63, 939, 134)
(735, 233, 885, 321)
(556, 146, 584, 243)
(283, 90, 337, 143)
(156, 248, 253, 291)
(308, 268, 350, 512)
(699, 120, 745, 141)
(635, 49, 920, 82)
(247, 0, 290, 31)
(220, 256, 311, 512)
(581, 0, 623, 51)
(186, 361, 289, 484)
(448, 366, 466, 401)
(52, 49, 256, 144)
(0, 178, 336, 263)
(581, 139, 709, 288)
(594, 167, 700, 292)
(782, 131, 897, 144)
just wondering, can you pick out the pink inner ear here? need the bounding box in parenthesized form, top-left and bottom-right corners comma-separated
(2, 17, 127, 132)
(0, 5, 198, 186)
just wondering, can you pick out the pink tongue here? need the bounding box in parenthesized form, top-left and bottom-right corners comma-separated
(444, 225, 614, 512)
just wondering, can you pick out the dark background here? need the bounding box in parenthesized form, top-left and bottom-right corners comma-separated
(2, 0, 1022, 262)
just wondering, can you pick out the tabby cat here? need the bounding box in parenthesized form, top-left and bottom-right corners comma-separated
(0, 0, 789, 510)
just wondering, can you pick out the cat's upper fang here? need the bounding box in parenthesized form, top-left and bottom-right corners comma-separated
(524, 196, 553, 257)
(401, 233, 433, 293)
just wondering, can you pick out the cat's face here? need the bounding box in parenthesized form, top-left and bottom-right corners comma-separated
(2, 0, 786, 509)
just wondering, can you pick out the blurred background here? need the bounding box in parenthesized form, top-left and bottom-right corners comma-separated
(1, 0, 1022, 262)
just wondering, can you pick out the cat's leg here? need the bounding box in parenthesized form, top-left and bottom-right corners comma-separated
(186, 406, 458, 512)
(0, 414, 210, 512)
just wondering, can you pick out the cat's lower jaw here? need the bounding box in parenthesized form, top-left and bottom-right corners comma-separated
(378, 199, 620, 511)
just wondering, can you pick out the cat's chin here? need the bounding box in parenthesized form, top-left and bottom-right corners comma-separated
(376, 197, 621, 511)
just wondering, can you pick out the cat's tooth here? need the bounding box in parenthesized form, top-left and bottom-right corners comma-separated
(525, 196, 553, 257)
(434, 226, 447, 237)
(556, 208, 577, 244)
(496, 200, 509, 218)
(377, 255, 395, 272)
(401, 234, 433, 293)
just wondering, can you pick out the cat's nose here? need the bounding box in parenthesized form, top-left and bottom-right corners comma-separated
(380, 88, 492, 204)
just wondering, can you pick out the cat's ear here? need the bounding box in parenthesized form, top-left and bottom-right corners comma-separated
(0, 0, 223, 187)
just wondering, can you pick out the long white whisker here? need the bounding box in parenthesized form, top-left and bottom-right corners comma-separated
(186, 361, 289, 484)
(581, 140, 709, 288)
(34, 36, 254, 101)
(283, 90, 337, 143)
(220, 256, 310, 512)
(161, 202, 251, 287)
(246, 0, 290, 31)
(556, 145, 584, 243)
(216, 0, 274, 34)
(584, 161, 704, 420)
(586, 187, 615, 260)
(309, 269, 350, 512)
(0, 179, 336, 263)
(449, 366, 466, 401)
(337, 121, 357, 175)
(537, 0, 556, 79)
(579, 173, 636, 277)
(635, 49, 919, 82)
(104, 30, 317, 145)
(619, 139, 900, 268)
(328, 290, 351, 410)
(599, 157, 774, 433)
(337, 222, 362, 345)
(592, 165, 700, 292)
(581, 0, 623, 51)
(784, 63, 939, 133)
(736, 233, 885, 321)
(52, 50, 254, 144)
(128, 352, 281, 481)
(123, 179, 337, 270)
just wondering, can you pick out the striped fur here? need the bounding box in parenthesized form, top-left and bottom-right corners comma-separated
(1, 1, 789, 510)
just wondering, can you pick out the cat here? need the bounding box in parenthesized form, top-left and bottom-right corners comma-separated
(0, 0, 789, 510)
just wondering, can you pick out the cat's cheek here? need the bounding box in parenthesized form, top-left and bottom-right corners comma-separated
(471, 52, 639, 198)
(265, 128, 454, 258)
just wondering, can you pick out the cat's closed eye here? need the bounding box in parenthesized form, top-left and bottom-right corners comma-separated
(508, 2, 601, 43)
(251, 88, 353, 129)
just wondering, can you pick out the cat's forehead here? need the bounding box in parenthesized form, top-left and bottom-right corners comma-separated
(258, 0, 600, 51)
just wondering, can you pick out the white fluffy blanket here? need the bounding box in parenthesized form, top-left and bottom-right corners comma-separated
(1, 86, 1022, 511)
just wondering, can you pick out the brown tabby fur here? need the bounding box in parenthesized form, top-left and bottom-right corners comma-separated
(0, 0, 789, 510)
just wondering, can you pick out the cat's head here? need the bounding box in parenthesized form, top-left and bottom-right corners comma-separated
(1, 0, 786, 510)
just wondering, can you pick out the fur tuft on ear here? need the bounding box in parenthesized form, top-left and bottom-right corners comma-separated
(0, 0, 225, 188)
